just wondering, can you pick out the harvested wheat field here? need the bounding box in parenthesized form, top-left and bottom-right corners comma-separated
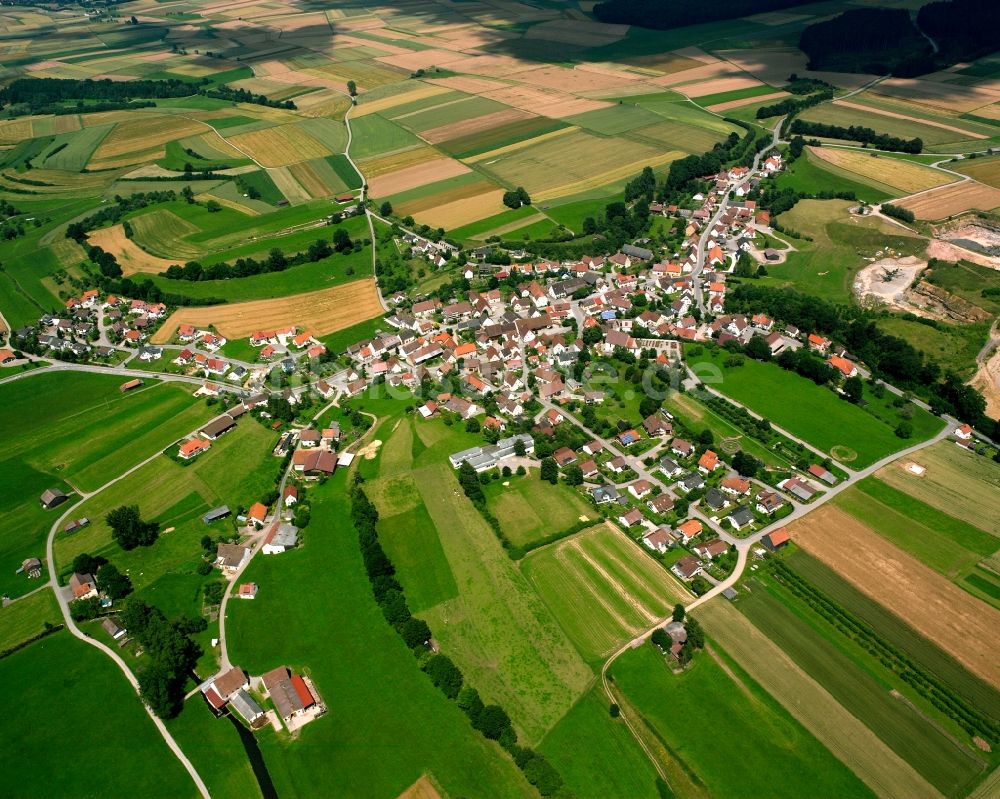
(873, 78, 1000, 113)
(226, 123, 330, 167)
(427, 75, 510, 95)
(153, 279, 383, 342)
(481, 85, 608, 118)
(88, 115, 206, 169)
(88, 224, 177, 275)
(707, 91, 788, 112)
(396, 775, 444, 799)
(411, 188, 507, 229)
(899, 180, 1000, 220)
(789, 504, 1000, 689)
(359, 146, 442, 178)
(677, 75, 764, 98)
(419, 108, 534, 145)
(368, 158, 470, 197)
(809, 147, 957, 194)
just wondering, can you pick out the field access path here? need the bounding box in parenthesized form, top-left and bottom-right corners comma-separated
(538, 377, 956, 787)
(40, 410, 241, 799)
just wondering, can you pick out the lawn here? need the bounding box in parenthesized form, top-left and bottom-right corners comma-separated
(0, 589, 60, 652)
(224, 472, 536, 799)
(538, 686, 661, 799)
(738, 575, 990, 798)
(522, 525, 688, 662)
(610, 642, 876, 799)
(0, 633, 199, 798)
(759, 199, 926, 304)
(0, 372, 214, 598)
(482, 469, 594, 549)
(835, 478, 997, 581)
(686, 348, 944, 467)
(318, 315, 387, 355)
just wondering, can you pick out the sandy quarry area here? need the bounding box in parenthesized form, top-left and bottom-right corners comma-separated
(926, 239, 1000, 270)
(853, 255, 927, 310)
(970, 331, 1000, 419)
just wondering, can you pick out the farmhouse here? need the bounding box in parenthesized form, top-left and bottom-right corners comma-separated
(69, 572, 97, 600)
(261, 666, 318, 726)
(238, 583, 258, 600)
(263, 523, 299, 555)
(247, 502, 268, 529)
(101, 617, 126, 641)
(216, 544, 251, 573)
(203, 506, 230, 524)
(178, 438, 211, 460)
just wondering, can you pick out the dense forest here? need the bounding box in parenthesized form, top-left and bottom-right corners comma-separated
(918, 0, 1000, 64)
(798, 8, 933, 76)
(592, 0, 808, 29)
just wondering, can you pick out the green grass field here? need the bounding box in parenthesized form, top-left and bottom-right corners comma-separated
(686, 348, 944, 467)
(0, 633, 199, 798)
(522, 525, 687, 662)
(739, 572, 990, 797)
(877, 317, 989, 381)
(349, 114, 423, 159)
(924, 258, 1000, 315)
(482, 469, 594, 549)
(538, 686, 661, 799)
(225, 472, 536, 799)
(611, 642, 876, 799)
(165, 698, 263, 799)
(0, 589, 61, 652)
(362, 417, 592, 742)
(693, 84, 782, 108)
(447, 204, 545, 241)
(0, 372, 214, 598)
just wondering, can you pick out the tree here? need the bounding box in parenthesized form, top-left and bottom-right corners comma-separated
(465, 417, 480, 433)
(895, 421, 913, 439)
(609, 703, 620, 718)
(399, 617, 432, 649)
(379, 200, 393, 216)
(346, 80, 357, 97)
(180, 185, 194, 204)
(564, 465, 583, 486)
(502, 190, 522, 209)
(671, 603, 685, 623)
(70, 597, 101, 622)
(457, 685, 485, 722)
(698, 428, 714, 447)
(540, 457, 558, 484)
(205, 199, 221, 213)
(475, 705, 513, 740)
(639, 395, 661, 418)
(686, 617, 705, 650)
(332, 227, 352, 253)
(513, 438, 526, 457)
(96, 563, 132, 601)
(843, 375, 864, 404)
(72, 552, 105, 576)
(650, 628, 671, 650)
(744, 334, 771, 361)
(731, 450, 761, 478)
(516, 465, 526, 476)
(106, 505, 159, 551)
(458, 461, 485, 503)
(516, 186, 531, 206)
(423, 654, 463, 699)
